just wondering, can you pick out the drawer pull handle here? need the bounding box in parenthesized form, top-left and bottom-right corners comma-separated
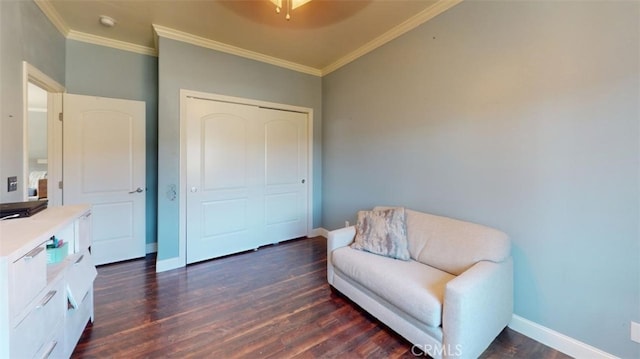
(24, 246, 45, 260)
(37, 290, 57, 309)
(75, 254, 85, 264)
(42, 340, 57, 358)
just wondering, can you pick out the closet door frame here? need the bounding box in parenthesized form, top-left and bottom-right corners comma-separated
(175, 89, 314, 269)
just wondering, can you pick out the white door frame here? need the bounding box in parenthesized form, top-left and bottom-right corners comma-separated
(22, 62, 64, 206)
(172, 89, 314, 270)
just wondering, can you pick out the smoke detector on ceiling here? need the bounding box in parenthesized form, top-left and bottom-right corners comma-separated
(99, 15, 116, 28)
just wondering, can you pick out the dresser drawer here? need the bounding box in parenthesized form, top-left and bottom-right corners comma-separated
(11, 279, 65, 358)
(10, 242, 47, 317)
(66, 288, 93, 355)
(76, 211, 92, 252)
(66, 250, 97, 308)
(37, 325, 65, 359)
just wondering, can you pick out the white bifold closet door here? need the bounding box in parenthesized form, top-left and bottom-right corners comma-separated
(185, 98, 308, 264)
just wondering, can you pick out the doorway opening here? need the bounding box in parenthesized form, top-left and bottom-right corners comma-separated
(26, 82, 48, 201)
(22, 62, 64, 206)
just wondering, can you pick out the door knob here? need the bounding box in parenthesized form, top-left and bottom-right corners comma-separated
(129, 187, 144, 194)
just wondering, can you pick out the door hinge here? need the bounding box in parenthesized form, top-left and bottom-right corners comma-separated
(58, 112, 63, 121)
(58, 181, 63, 190)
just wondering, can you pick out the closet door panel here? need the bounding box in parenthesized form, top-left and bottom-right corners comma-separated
(186, 98, 308, 263)
(262, 109, 308, 245)
(186, 100, 261, 264)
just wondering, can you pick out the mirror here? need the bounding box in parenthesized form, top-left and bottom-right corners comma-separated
(26, 82, 48, 201)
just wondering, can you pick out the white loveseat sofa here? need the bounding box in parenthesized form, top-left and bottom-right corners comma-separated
(327, 207, 513, 359)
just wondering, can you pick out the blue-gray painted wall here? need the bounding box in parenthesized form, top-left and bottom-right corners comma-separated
(321, 1, 639, 357)
(157, 37, 322, 261)
(65, 39, 159, 246)
(0, 0, 65, 203)
(2, 0, 639, 356)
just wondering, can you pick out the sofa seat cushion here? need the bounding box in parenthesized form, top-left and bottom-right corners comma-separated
(332, 246, 455, 328)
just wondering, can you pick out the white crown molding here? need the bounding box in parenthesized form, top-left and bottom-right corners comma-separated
(35, 0, 461, 76)
(34, 0, 70, 36)
(152, 24, 322, 77)
(67, 30, 158, 57)
(35, 0, 156, 56)
(321, 0, 463, 76)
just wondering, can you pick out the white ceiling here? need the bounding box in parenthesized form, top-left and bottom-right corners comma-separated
(36, 0, 460, 76)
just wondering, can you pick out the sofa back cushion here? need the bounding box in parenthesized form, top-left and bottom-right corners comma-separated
(375, 207, 510, 275)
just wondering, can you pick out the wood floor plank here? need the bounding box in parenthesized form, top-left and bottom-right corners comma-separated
(72, 237, 571, 359)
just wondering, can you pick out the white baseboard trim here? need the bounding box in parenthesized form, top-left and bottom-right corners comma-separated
(146, 242, 157, 254)
(309, 227, 329, 238)
(509, 315, 618, 359)
(155, 256, 185, 273)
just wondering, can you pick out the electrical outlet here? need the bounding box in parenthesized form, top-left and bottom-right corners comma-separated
(7, 176, 17, 192)
(345, 220, 350, 227)
(631, 321, 640, 343)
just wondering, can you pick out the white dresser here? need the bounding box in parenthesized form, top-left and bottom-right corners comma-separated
(0, 205, 97, 359)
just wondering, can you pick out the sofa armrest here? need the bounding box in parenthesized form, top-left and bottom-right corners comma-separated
(328, 225, 356, 251)
(327, 226, 356, 285)
(443, 258, 513, 359)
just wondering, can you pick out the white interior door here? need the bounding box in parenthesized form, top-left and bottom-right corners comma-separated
(63, 94, 146, 265)
(186, 98, 308, 264)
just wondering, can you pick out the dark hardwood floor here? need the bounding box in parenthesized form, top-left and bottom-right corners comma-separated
(72, 237, 570, 358)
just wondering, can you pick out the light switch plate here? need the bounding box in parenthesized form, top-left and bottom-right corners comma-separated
(631, 321, 640, 343)
(7, 176, 17, 192)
